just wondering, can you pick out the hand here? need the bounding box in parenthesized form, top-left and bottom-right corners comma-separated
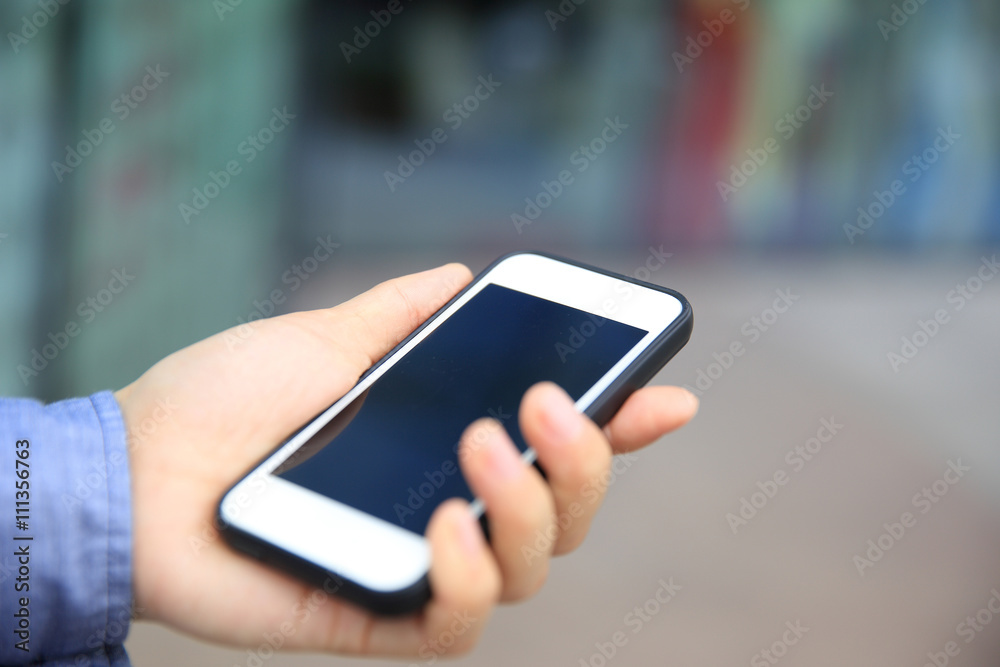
(116, 263, 698, 659)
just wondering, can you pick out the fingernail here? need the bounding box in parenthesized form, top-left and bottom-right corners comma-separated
(682, 389, 700, 416)
(541, 385, 583, 441)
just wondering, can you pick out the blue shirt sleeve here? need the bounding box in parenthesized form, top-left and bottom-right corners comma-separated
(0, 392, 132, 666)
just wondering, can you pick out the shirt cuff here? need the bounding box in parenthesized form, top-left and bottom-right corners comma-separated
(0, 391, 133, 666)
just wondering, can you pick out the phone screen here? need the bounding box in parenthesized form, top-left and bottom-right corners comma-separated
(277, 283, 647, 535)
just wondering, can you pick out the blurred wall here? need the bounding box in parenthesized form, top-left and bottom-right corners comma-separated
(1, 0, 998, 400)
(1, 0, 297, 399)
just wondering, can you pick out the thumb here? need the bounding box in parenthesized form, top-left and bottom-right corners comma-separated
(303, 262, 473, 375)
(121, 263, 473, 451)
(248, 261, 472, 440)
(245, 262, 474, 426)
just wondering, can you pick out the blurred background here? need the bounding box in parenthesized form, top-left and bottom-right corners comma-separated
(2, 0, 999, 665)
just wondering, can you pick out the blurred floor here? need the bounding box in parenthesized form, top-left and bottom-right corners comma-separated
(126, 250, 1000, 666)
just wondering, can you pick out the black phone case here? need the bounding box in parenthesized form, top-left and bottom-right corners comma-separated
(216, 251, 693, 616)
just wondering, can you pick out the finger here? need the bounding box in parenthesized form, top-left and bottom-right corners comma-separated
(459, 419, 555, 602)
(602, 386, 699, 454)
(312, 262, 473, 374)
(302, 499, 498, 658)
(365, 499, 500, 658)
(519, 382, 612, 556)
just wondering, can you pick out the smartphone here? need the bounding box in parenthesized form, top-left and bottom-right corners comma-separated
(217, 252, 692, 615)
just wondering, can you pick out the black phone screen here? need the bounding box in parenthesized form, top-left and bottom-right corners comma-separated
(278, 283, 647, 535)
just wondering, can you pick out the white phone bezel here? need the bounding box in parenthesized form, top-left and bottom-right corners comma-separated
(220, 253, 685, 594)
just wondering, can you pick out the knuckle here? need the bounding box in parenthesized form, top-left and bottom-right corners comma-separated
(504, 494, 554, 539)
(571, 441, 612, 494)
(503, 560, 550, 602)
(553, 526, 589, 556)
